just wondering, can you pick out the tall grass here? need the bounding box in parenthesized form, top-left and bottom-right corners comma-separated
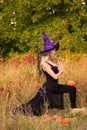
(0, 53, 87, 130)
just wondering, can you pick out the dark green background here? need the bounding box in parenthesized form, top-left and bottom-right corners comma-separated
(0, 0, 87, 57)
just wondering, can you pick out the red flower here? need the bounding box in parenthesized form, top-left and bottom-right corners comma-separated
(24, 57, 29, 63)
(75, 85, 80, 89)
(0, 87, 4, 92)
(24, 53, 37, 64)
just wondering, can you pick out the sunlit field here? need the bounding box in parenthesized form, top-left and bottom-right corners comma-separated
(0, 53, 87, 130)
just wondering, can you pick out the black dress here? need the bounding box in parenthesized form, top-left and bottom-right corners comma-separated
(12, 63, 76, 116)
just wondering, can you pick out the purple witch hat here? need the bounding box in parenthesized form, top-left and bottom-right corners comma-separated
(40, 32, 59, 55)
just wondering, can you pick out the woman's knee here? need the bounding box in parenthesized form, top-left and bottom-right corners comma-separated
(71, 86, 76, 93)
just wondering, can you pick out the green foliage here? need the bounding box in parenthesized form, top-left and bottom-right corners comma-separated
(0, 0, 87, 57)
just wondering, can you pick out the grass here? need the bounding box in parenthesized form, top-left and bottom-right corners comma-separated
(0, 53, 87, 130)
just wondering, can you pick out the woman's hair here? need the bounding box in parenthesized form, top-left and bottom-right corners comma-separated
(40, 53, 49, 71)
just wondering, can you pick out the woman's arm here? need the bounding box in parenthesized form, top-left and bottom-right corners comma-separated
(57, 61, 64, 74)
(42, 62, 63, 80)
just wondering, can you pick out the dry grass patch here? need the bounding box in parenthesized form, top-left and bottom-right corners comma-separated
(0, 54, 87, 130)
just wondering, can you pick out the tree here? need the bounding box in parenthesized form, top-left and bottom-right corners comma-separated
(0, 0, 87, 57)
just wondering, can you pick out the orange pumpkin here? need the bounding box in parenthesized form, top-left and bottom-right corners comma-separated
(53, 115, 58, 120)
(61, 118, 71, 124)
(67, 80, 76, 86)
(55, 116, 62, 123)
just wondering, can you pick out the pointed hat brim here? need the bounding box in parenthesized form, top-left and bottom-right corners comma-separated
(39, 43, 59, 55)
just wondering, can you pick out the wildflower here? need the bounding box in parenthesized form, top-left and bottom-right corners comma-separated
(24, 53, 37, 64)
(0, 87, 4, 92)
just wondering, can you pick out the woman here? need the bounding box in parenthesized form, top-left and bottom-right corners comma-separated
(12, 32, 76, 116)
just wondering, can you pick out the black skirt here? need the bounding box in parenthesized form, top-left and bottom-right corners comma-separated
(12, 87, 64, 116)
(12, 87, 46, 116)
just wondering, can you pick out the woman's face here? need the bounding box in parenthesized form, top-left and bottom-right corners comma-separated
(49, 49, 56, 57)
